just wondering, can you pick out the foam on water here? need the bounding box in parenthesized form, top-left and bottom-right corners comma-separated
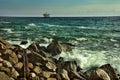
(1, 28, 13, 33)
(55, 47, 120, 73)
(28, 23, 36, 27)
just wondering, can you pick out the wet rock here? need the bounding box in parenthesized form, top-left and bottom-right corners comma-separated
(27, 42, 41, 52)
(0, 72, 12, 80)
(47, 40, 74, 56)
(96, 68, 110, 80)
(100, 64, 119, 80)
(47, 40, 62, 56)
(20, 41, 28, 45)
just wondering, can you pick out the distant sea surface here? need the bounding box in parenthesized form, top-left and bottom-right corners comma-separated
(0, 17, 120, 72)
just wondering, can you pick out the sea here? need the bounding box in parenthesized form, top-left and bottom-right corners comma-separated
(0, 17, 120, 72)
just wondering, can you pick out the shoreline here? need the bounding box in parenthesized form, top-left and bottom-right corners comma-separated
(0, 38, 119, 80)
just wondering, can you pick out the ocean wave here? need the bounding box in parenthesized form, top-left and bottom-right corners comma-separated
(0, 21, 11, 24)
(28, 23, 36, 27)
(1, 28, 13, 33)
(55, 47, 120, 72)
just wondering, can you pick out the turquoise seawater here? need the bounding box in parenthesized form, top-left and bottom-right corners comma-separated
(0, 17, 120, 72)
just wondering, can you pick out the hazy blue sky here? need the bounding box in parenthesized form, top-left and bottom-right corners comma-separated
(0, 0, 120, 17)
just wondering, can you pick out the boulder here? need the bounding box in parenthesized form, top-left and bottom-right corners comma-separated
(33, 66, 42, 74)
(0, 67, 11, 74)
(0, 57, 3, 62)
(28, 63, 34, 69)
(47, 78, 57, 80)
(96, 69, 110, 80)
(20, 41, 28, 45)
(3, 60, 12, 68)
(47, 40, 74, 56)
(30, 72, 36, 78)
(42, 71, 56, 78)
(0, 63, 3, 67)
(46, 61, 57, 71)
(0, 39, 14, 49)
(14, 62, 23, 70)
(10, 67, 19, 79)
(47, 40, 62, 56)
(27, 42, 41, 52)
(61, 69, 70, 80)
(0, 72, 12, 80)
(100, 64, 119, 80)
(85, 68, 110, 80)
(2, 49, 18, 65)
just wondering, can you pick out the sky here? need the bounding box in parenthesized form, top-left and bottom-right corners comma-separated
(0, 0, 120, 17)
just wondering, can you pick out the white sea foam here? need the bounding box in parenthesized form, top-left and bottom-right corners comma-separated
(1, 28, 13, 33)
(55, 47, 120, 73)
(8, 39, 33, 49)
(1, 22, 11, 24)
(28, 23, 36, 27)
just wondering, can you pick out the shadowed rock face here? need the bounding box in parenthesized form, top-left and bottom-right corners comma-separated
(0, 39, 119, 80)
(47, 40, 74, 56)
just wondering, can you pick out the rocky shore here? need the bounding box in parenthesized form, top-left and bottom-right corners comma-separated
(0, 38, 120, 80)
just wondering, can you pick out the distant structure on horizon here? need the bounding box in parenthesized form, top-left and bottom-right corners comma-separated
(43, 12, 50, 18)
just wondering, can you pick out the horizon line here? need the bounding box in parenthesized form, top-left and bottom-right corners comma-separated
(0, 15, 120, 17)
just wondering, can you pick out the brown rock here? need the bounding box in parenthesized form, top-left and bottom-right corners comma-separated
(0, 63, 3, 67)
(0, 67, 11, 74)
(47, 78, 57, 80)
(28, 63, 34, 69)
(61, 69, 70, 80)
(85, 68, 110, 80)
(8, 51, 18, 65)
(10, 77, 15, 80)
(42, 71, 56, 78)
(2, 49, 18, 65)
(0, 52, 2, 56)
(100, 64, 119, 80)
(30, 72, 36, 78)
(47, 40, 62, 56)
(0, 57, 3, 62)
(0, 72, 12, 80)
(14, 62, 23, 70)
(0, 39, 14, 49)
(10, 67, 19, 79)
(3, 60, 12, 68)
(27, 43, 40, 52)
(33, 66, 42, 74)
(96, 69, 110, 80)
(46, 61, 56, 71)
(17, 53, 22, 59)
